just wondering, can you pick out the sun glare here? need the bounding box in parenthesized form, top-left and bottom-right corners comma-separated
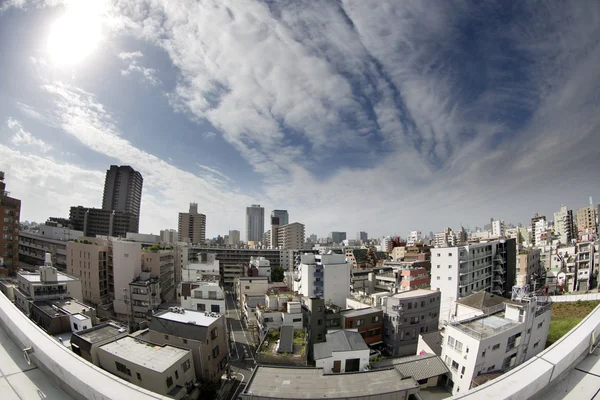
(47, 4, 103, 66)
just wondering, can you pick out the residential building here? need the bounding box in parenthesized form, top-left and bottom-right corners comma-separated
(293, 253, 350, 308)
(276, 222, 305, 250)
(516, 248, 542, 288)
(430, 239, 517, 324)
(13, 254, 83, 316)
(67, 239, 112, 305)
(160, 229, 178, 244)
(553, 205, 575, 244)
(491, 220, 505, 238)
(256, 299, 303, 332)
(246, 204, 265, 243)
(434, 228, 456, 248)
(0, 171, 21, 272)
(112, 240, 142, 318)
(101, 165, 143, 219)
(441, 296, 551, 395)
(576, 205, 597, 233)
(329, 232, 346, 244)
(19, 228, 82, 270)
(250, 256, 271, 280)
(125, 232, 161, 244)
(271, 209, 289, 226)
(140, 308, 228, 382)
(129, 272, 161, 327)
(181, 252, 220, 283)
(97, 336, 195, 399)
(339, 307, 383, 345)
(371, 353, 450, 389)
(356, 231, 368, 243)
(30, 297, 96, 335)
(314, 330, 370, 373)
(69, 206, 139, 237)
(381, 289, 441, 356)
(180, 280, 225, 314)
(141, 248, 175, 303)
(531, 214, 547, 247)
(575, 241, 595, 291)
(406, 231, 421, 247)
(71, 322, 129, 365)
(236, 276, 269, 301)
(241, 366, 419, 400)
(227, 230, 240, 245)
(178, 203, 206, 244)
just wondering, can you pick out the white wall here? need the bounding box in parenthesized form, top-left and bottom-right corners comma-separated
(282, 312, 303, 328)
(112, 241, 142, 315)
(315, 349, 370, 373)
(322, 257, 350, 308)
(181, 296, 226, 314)
(431, 250, 459, 323)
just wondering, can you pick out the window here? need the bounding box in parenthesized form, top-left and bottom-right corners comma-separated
(538, 321, 543, 329)
(73, 323, 79, 330)
(183, 339, 188, 344)
(115, 361, 131, 376)
(451, 360, 459, 371)
(448, 265, 452, 268)
(372, 316, 380, 323)
(197, 304, 206, 311)
(317, 306, 323, 312)
(448, 277, 452, 281)
(211, 328, 218, 340)
(421, 301, 425, 307)
(437, 265, 440, 268)
(487, 365, 495, 372)
(455, 340, 463, 353)
(506, 333, 521, 351)
(165, 334, 169, 340)
(166, 376, 173, 388)
(533, 341, 540, 348)
(356, 319, 365, 327)
(245, 286, 250, 290)
(445, 356, 451, 366)
(492, 343, 500, 351)
(211, 304, 220, 313)
(317, 319, 323, 326)
(437, 276, 440, 280)
(502, 354, 517, 370)
(407, 303, 412, 310)
(212, 345, 220, 358)
(136, 372, 142, 381)
(182, 360, 191, 372)
(175, 370, 179, 379)
(317, 333, 323, 340)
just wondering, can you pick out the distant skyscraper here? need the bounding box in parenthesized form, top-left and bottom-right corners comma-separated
(178, 203, 206, 244)
(271, 210, 289, 226)
(553, 205, 575, 244)
(246, 204, 265, 243)
(356, 231, 368, 242)
(102, 165, 143, 217)
(329, 231, 346, 244)
(576, 205, 597, 234)
(228, 230, 240, 245)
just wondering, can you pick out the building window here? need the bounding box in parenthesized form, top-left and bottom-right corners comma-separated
(356, 319, 365, 327)
(211, 328, 218, 340)
(183, 339, 188, 344)
(448, 277, 452, 281)
(437, 265, 440, 268)
(451, 360, 459, 371)
(197, 304, 206, 312)
(437, 276, 440, 280)
(136, 372, 142, 381)
(115, 361, 131, 376)
(538, 321, 543, 329)
(372, 316, 380, 323)
(175, 370, 179, 379)
(487, 365, 495, 372)
(182, 360, 191, 372)
(317, 334, 323, 340)
(448, 265, 452, 268)
(407, 303, 412, 310)
(213, 346, 220, 358)
(166, 376, 173, 388)
(317, 319, 323, 326)
(492, 343, 500, 351)
(165, 335, 169, 340)
(533, 341, 540, 348)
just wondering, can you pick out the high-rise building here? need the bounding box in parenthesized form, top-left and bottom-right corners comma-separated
(491, 219, 505, 237)
(576, 205, 597, 234)
(159, 229, 178, 244)
(553, 205, 575, 244)
(0, 171, 20, 272)
(228, 230, 240, 245)
(329, 231, 346, 244)
(69, 206, 139, 237)
(271, 209, 289, 226)
(101, 165, 143, 218)
(178, 203, 206, 244)
(531, 214, 547, 247)
(246, 204, 265, 243)
(277, 223, 305, 250)
(356, 231, 368, 243)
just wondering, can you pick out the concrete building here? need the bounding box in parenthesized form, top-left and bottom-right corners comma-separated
(129, 272, 161, 327)
(141, 248, 175, 303)
(516, 248, 542, 288)
(246, 204, 265, 243)
(407, 231, 422, 247)
(30, 297, 96, 335)
(180, 280, 225, 314)
(141, 308, 229, 382)
(531, 214, 547, 247)
(271, 209, 289, 226)
(339, 307, 383, 345)
(181, 253, 220, 284)
(250, 256, 271, 280)
(430, 239, 516, 324)
(293, 253, 350, 308)
(256, 300, 304, 332)
(442, 296, 551, 395)
(101, 165, 143, 219)
(491, 220, 505, 238)
(356, 231, 368, 243)
(19, 228, 82, 270)
(576, 205, 597, 233)
(69, 206, 139, 237)
(435, 228, 456, 248)
(160, 229, 178, 244)
(178, 203, 206, 244)
(554, 205, 575, 244)
(236, 276, 269, 301)
(329, 232, 347, 244)
(227, 230, 240, 245)
(575, 241, 595, 291)
(113, 241, 142, 318)
(276, 222, 305, 250)
(314, 330, 370, 373)
(0, 171, 21, 272)
(71, 322, 129, 365)
(67, 239, 112, 305)
(381, 289, 441, 356)
(97, 336, 195, 399)
(241, 366, 419, 400)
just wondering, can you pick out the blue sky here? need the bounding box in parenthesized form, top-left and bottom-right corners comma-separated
(0, 0, 599, 239)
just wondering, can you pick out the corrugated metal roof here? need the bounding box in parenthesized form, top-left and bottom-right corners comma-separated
(314, 330, 368, 360)
(420, 331, 443, 356)
(373, 354, 449, 381)
(278, 325, 294, 353)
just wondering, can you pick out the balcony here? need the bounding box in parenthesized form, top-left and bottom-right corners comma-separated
(314, 280, 323, 287)
(313, 289, 323, 296)
(493, 277, 505, 285)
(313, 271, 323, 278)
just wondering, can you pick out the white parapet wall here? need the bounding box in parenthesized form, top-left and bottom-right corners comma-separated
(451, 302, 600, 399)
(0, 292, 169, 400)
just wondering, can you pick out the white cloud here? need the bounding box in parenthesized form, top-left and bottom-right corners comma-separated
(7, 118, 52, 153)
(117, 50, 159, 85)
(118, 50, 143, 60)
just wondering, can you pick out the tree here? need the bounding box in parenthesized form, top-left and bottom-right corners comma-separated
(271, 266, 285, 282)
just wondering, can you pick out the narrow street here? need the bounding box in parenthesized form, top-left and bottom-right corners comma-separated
(216, 290, 257, 400)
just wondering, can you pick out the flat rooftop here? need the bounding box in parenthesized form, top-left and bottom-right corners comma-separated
(244, 366, 419, 398)
(77, 323, 126, 344)
(392, 289, 438, 299)
(99, 337, 189, 373)
(20, 271, 77, 282)
(340, 307, 381, 318)
(154, 309, 220, 326)
(459, 314, 520, 338)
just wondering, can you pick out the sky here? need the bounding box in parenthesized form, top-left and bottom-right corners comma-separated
(0, 0, 599, 240)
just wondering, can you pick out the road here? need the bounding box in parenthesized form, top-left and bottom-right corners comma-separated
(217, 290, 256, 400)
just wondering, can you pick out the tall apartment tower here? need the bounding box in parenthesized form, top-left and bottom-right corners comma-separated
(271, 210, 289, 226)
(246, 204, 265, 243)
(530, 214, 547, 247)
(0, 171, 21, 272)
(576, 205, 597, 234)
(102, 165, 143, 216)
(553, 205, 575, 244)
(178, 203, 206, 244)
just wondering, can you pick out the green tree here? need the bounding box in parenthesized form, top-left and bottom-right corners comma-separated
(271, 266, 285, 282)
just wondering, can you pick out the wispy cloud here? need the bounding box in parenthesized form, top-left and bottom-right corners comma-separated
(7, 118, 52, 152)
(117, 50, 159, 85)
(118, 51, 143, 60)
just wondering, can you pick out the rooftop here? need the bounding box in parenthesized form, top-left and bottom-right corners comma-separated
(455, 291, 512, 311)
(76, 323, 127, 344)
(154, 308, 220, 326)
(99, 337, 189, 373)
(243, 366, 419, 398)
(314, 330, 368, 360)
(455, 314, 521, 339)
(372, 353, 449, 381)
(340, 307, 382, 318)
(19, 270, 77, 283)
(392, 289, 438, 299)
(419, 330, 444, 356)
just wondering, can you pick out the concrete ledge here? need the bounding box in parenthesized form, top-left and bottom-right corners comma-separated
(452, 302, 600, 399)
(0, 292, 169, 400)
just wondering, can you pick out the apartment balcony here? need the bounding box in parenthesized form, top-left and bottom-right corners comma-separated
(493, 277, 505, 285)
(314, 280, 323, 287)
(313, 289, 323, 296)
(493, 286, 505, 295)
(313, 271, 323, 278)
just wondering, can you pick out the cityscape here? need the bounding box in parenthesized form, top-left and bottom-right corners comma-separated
(1, 2, 600, 400)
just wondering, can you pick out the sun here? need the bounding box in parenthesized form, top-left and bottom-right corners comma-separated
(47, 4, 103, 66)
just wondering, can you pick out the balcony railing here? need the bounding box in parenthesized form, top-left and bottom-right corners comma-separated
(314, 280, 323, 287)
(313, 271, 323, 278)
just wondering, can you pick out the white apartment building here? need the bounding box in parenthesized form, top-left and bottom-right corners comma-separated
(434, 228, 456, 248)
(491, 220, 504, 238)
(431, 239, 516, 324)
(113, 240, 142, 318)
(180, 281, 225, 314)
(553, 205, 575, 244)
(256, 300, 303, 331)
(250, 256, 271, 280)
(182, 253, 220, 282)
(314, 330, 370, 374)
(531, 215, 547, 247)
(293, 253, 350, 308)
(575, 241, 595, 290)
(442, 297, 551, 395)
(407, 231, 422, 247)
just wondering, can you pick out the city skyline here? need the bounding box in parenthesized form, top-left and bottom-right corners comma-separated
(0, 2, 599, 238)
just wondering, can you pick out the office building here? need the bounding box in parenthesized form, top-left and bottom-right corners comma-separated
(553, 205, 575, 244)
(246, 204, 265, 243)
(227, 230, 240, 245)
(576, 205, 597, 233)
(19, 226, 83, 270)
(69, 206, 139, 237)
(97, 336, 196, 399)
(178, 203, 206, 244)
(0, 171, 21, 272)
(271, 209, 289, 226)
(293, 253, 350, 308)
(160, 229, 178, 244)
(101, 165, 143, 217)
(67, 239, 112, 305)
(329, 231, 346, 244)
(356, 231, 368, 243)
(442, 295, 551, 395)
(431, 239, 516, 324)
(381, 289, 441, 356)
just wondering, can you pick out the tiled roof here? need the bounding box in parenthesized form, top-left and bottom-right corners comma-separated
(455, 291, 507, 310)
(373, 353, 449, 381)
(419, 331, 443, 356)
